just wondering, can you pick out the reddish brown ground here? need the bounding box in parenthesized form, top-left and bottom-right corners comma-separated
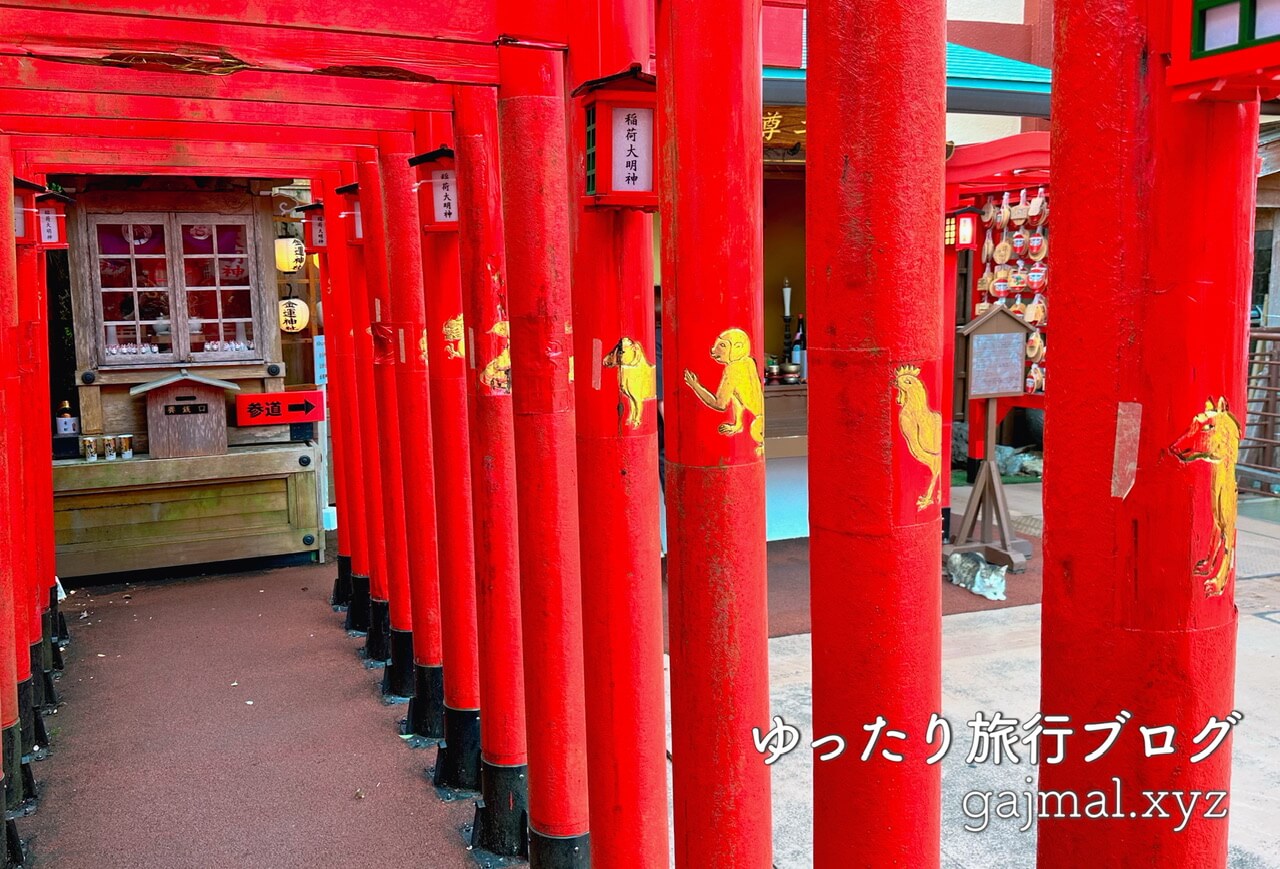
(22, 560, 474, 869)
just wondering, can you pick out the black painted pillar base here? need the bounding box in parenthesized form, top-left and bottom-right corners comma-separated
(380, 630, 415, 698)
(472, 760, 529, 858)
(433, 705, 480, 790)
(364, 599, 390, 662)
(4, 817, 22, 868)
(404, 664, 444, 739)
(36, 633, 57, 709)
(344, 574, 371, 633)
(529, 830, 590, 869)
(15, 682, 43, 758)
(25, 652, 42, 713)
(331, 554, 353, 610)
(1, 725, 32, 813)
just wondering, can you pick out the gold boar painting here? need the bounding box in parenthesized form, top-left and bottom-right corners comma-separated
(1171, 397, 1241, 598)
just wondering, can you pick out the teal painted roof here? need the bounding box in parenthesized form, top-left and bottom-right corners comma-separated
(765, 42, 1051, 95)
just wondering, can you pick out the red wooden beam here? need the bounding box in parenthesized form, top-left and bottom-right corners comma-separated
(0, 88, 418, 132)
(0, 56, 455, 112)
(0, 6, 498, 85)
(0, 116, 386, 148)
(0, 0, 498, 45)
(9, 135, 365, 164)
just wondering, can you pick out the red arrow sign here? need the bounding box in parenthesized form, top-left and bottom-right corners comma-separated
(236, 389, 325, 426)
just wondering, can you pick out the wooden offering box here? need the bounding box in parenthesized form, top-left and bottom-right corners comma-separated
(130, 369, 240, 459)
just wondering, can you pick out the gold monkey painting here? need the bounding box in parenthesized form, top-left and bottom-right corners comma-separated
(894, 364, 942, 510)
(684, 328, 765, 456)
(602, 336, 656, 428)
(1172, 397, 1241, 597)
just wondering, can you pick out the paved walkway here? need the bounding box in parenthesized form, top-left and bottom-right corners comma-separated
(23, 560, 473, 869)
(25, 482, 1280, 867)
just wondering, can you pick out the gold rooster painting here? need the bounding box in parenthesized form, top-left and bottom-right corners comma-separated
(1172, 397, 1241, 597)
(443, 314, 465, 360)
(894, 364, 942, 510)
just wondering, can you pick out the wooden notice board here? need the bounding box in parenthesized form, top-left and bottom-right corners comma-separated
(961, 306, 1034, 401)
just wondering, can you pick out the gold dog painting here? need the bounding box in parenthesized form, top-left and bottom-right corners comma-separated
(602, 336, 656, 428)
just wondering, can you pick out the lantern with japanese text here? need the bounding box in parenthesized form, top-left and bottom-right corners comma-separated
(278, 296, 311, 333)
(1168, 0, 1280, 99)
(275, 236, 307, 275)
(335, 182, 364, 242)
(409, 147, 460, 231)
(572, 64, 658, 211)
(12, 178, 42, 246)
(34, 190, 72, 247)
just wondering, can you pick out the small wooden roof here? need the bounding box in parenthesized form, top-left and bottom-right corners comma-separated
(408, 147, 454, 167)
(571, 63, 656, 97)
(128, 368, 242, 396)
(961, 303, 1034, 336)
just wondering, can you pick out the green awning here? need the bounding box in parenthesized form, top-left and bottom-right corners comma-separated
(764, 42, 1051, 117)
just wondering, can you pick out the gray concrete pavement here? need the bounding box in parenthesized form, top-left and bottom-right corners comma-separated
(661, 482, 1280, 867)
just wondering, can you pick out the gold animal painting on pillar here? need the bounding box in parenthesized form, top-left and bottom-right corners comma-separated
(602, 336, 656, 428)
(684, 328, 765, 456)
(1172, 397, 1241, 597)
(443, 314, 465, 360)
(894, 364, 942, 510)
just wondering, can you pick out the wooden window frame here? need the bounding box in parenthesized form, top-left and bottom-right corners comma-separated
(72, 199, 279, 373)
(1193, 0, 1280, 57)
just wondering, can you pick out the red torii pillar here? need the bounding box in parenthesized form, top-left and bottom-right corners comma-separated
(806, 0, 946, 864)
(566, 1, 668, 865)
(337, 179, 388, 640)
(374, 131, 446, 721)
(321, 196, 356, 613)
(498, 46, 591, 866)
(10, 216, 47, 768)
(410, 132, 483, 778)
(354, 157, 421, 676)
(657, 1, 772, 864)
(309, 192, 372, 615)
(1039, 3, 1255, 864)
(15, 186, 58, 718)
(454, 84, 529, 857)
(0, 146, 33, 850)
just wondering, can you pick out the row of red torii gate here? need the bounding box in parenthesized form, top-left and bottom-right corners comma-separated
(0, 0, 1277, 867)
